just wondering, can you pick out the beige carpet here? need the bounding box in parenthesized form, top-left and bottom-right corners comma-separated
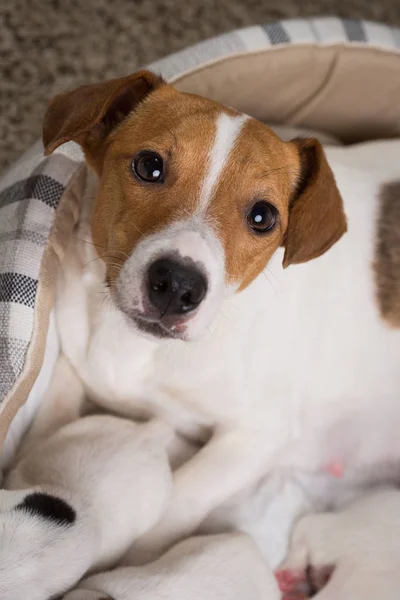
(1, 0, 400, 173)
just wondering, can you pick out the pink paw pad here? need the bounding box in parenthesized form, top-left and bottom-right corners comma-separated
(275, 569, 308, 595)
(275, 565, 334, 599)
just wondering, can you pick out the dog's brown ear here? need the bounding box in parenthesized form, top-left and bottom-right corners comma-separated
(282, 138, 347, 268)
(43, 70, 164, 158)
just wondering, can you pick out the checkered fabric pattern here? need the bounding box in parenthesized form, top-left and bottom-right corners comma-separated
(0, 144, 82, 405)
(149, 17, 400, 79)
(0, 17, 399, 413)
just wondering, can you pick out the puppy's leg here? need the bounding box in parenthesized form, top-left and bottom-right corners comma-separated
(126, 428, 274, 565)
(279, 488, 400, 600)
(64, 533, 281, 600)
(2, 416, 173, 600)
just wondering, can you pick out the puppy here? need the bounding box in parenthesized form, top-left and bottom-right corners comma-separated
(0, 414, 172, 600)
(63, 533, 280, 600)
(278, 488, 400, 599)
(38, 70, 400, 565)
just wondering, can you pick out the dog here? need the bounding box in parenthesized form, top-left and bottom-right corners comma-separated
(40, 69, 400, 561)
(3, 69, 399, 595)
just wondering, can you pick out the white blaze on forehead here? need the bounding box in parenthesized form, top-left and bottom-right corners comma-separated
(198, 112, 248, 211)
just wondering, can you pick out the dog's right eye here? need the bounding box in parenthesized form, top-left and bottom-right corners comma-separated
(246, 201, 277, 234)
(132, 152, 164, 183)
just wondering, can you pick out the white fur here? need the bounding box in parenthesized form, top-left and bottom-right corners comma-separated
(198, 113, 248, 211)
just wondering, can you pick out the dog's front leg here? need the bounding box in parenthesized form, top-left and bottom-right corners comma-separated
(126, 428, 275, 565)
(63, 533, 281, 600)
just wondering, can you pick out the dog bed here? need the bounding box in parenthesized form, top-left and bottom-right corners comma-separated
(0, 16, 400, 469)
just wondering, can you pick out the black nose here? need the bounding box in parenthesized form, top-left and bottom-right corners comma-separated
(147, 258, 207, 316)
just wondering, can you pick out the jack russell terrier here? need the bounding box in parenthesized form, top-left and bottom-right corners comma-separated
(1, 69, 399, 598)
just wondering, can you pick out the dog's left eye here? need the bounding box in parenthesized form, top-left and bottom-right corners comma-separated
(132, 152, 164, 183)
(247, 201, 277, 233)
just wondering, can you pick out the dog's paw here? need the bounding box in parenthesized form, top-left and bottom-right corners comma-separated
(277, 512, 337, 599)
(276, 565, 334, 599)
(281, 512, 338, 572)
(275, 569, 309, 596)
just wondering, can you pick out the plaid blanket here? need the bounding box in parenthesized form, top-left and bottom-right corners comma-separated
(0, 17, 399, 442)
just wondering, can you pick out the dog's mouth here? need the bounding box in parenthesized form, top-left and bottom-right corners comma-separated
(113, 282, 192, 341)
(129, 313, 189, 341)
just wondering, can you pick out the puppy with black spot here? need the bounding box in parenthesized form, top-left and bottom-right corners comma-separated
(0, 415, 173, 600)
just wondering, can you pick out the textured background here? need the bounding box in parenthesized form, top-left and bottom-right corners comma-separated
(1, 0, 400, 172)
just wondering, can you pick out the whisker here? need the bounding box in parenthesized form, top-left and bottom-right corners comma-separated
(112, 250, 130, 261)
(74, 236, 133, 263)
(73, 236, 106, 250)
(265, 266, 278, 288)
(82, 252, 126, 270)
(104, 263, 123, 271)
(82, 256, 103, 270)
(129, 220, 146, 238)
(100, 293, 112, 311)
(82, 254, 119, 270)
(261, 269, 279, 293)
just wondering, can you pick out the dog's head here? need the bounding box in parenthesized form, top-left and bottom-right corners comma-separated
(44, 71, 346, 341)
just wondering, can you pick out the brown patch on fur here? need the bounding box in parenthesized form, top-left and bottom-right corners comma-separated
(43, 70, 165, 170)
(374, 181, 400, 327)
(282, 138, 347, 268)
(206, 126, 346, 288)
